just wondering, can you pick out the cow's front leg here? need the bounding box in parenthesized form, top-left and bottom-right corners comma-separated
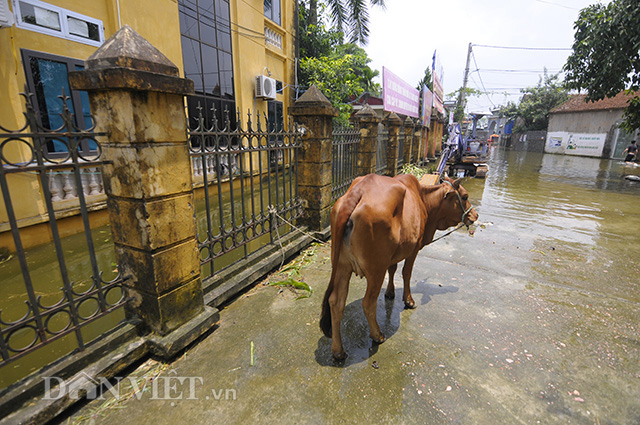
(384, 263, 397, 299)
(401, 252, 418, 309)
(363, 271, 386, 344)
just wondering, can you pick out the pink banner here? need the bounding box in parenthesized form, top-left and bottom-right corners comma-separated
(432, 72, 444, 115)
(422, 85, 433, 126)
(382, 67, 419, 118)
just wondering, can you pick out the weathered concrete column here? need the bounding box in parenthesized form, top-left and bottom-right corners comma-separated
(435, 120, 443, 156)
(289, 85, 337, 232)
(413, 123, 423, 163)
(427, 120, 437, 160)
(385, 112, 402, 176)
(69, 26, 217, 357)
(403, 116, 414, 165)
(350, 103, 380, 176)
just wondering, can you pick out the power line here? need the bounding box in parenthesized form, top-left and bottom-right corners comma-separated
(477, 68, 563, 74)
(533, 0, 582, 11)
(473, 44, 572, 51)
(471, 51, 495, 108)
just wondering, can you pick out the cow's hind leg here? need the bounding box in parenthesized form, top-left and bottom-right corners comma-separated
(401, 251, 418, 309)
(329, 266, 352, 361)
(384, 263, 398, 299)
(363, 270, 386, 344)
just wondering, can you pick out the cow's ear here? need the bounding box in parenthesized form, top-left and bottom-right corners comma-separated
(453, 178, 462, 189)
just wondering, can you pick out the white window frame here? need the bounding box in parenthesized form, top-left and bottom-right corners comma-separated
(13, 0, 104, 47)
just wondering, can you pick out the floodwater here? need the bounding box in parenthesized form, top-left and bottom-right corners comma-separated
(57, 147, 640, 425)
(465, 150, 640, 303)
(464, 148, 640, 304)
(0, 172, 293, 390)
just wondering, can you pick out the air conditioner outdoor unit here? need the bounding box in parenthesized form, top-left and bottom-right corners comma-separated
(255, 75, 277, 100)
(0, 0, 15, 28)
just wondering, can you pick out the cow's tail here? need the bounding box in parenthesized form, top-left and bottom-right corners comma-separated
(320, 183, 363, 338)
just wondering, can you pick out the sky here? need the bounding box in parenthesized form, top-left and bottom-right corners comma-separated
(365, 0, 609, 115)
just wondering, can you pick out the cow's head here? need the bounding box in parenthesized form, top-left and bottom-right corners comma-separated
(436, 177, 478, 230)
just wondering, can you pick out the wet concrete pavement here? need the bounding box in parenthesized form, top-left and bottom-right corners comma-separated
(61, 150, 640, 424)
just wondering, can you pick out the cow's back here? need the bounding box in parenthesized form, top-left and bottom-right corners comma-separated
(337, 174, 425, 278)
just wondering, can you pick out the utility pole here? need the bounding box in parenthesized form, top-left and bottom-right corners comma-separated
(458, 42, 473, 120)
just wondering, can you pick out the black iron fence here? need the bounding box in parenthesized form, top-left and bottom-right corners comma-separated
(0, 92, 126, 368)
(397, 124, 405, 170)
(376, 123, 388, 175)
(331, 122, 360, 201)
(187, 105, 303, 281)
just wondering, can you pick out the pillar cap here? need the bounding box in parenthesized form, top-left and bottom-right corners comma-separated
(404, 116, 415, 126)
(289, 85, 337, 117)
(351, 103, 380, 123)
(386, 111, 402, 125)
(86, 25, 179, 75)
(69, 25, 193, 94)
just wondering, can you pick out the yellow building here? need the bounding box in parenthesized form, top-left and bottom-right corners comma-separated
(0, 0, 298, 250)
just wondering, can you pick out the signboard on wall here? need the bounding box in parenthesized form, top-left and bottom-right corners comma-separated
(382, 67, 420, 118)
(421, 85, 433, 127)
(432, 50, 444, 115)
(545, 132, 607, 157)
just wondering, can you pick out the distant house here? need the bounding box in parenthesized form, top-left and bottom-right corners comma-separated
(546, 92, 638, 158)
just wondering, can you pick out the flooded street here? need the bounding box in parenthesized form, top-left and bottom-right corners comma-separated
(464, 148, 640, 304)
(60, 148, 640, 425)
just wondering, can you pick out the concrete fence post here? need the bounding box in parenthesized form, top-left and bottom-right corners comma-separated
(350, 103, 380, 176)
(385, 112, 402, 176)
(435, 120, 444, 156)
(69, 26, 218, 357)
(413, 123, 423, 164)
(403, 116, 414, 165)
(289, 85, 337, 232)
(427, 120, 437, 160)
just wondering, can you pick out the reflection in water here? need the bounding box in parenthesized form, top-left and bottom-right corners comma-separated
(463, 148, 640, 303)
(0, 224, 124, 389)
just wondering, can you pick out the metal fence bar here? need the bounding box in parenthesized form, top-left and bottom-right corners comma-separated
(376, 123, 388, 175)
(331, 122, 360, 202)
(397, 123, 405, 170)
(0, 91, 126, 367)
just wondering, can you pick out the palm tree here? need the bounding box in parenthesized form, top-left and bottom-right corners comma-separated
(305, 0, 386, 45)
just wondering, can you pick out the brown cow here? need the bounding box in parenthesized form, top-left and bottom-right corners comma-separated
(320, 173, 478, 361)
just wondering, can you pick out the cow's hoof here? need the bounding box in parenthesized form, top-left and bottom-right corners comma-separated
(403, 300, 416, 309)
(332, 351, 347, 362)
(371, 334, 386, 344)
(384, 291, 395, 300)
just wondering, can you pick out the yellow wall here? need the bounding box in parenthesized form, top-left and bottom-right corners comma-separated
(0, 0, 183, 233)
(1, 0, 297, 248)
(232, 0, 296, 126)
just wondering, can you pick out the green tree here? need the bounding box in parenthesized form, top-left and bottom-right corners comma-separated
(301, 0, 386, 45)
(446, 87, 482, 124)
(298, 5, 380, 123)
(515, 72, 569, 131)
(496, 101, 518, 121)
(298, 2, 342, 59)
(415, 67, 433, 92)
(300, 44, 378, 123)
(563, 0, 640, 131)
